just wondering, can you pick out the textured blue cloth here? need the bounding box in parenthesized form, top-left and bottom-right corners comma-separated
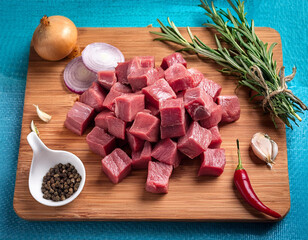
(0, 0, 307, 239)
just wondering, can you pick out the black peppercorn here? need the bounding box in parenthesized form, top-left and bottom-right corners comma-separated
(41, 163, 82, 202)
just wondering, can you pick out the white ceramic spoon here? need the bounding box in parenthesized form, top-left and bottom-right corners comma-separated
(27, 132, 86, 207)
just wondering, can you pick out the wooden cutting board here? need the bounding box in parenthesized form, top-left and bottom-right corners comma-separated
(13, 27, 290, 221)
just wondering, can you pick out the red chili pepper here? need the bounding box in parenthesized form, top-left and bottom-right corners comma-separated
(234, 139, 281, 219)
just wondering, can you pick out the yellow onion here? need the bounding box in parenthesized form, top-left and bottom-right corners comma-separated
(32, 15, 78, 61)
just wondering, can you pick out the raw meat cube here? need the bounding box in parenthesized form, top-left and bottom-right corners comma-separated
(107, 115, 126, 140)
(160, 123, 186, 139)
(126, 127, 145, 152)
(160, 112, 189, 139)
(208, 126, 222, 149)
(139, 56, 155, 68)
(159, 98, 185, 126)
(103, 82, 132, 110)
(145, 161, 173, 194)
(152, 138, 180, 167)
(101, 148, 132, 184)
(127, 56, 154, 77)
(127, 67, 152, 91)
(98, 70, 117, 90)
(199, 103, 222, 129)
(86, 126, 116, 157)
(177, 121, 212, 159)
(79, 82, 106, 112)
(149, 67, 164, 84)
(217, 95, 241, 123)
(198, 149, 226, 177)
(160, 52, 187, 70)
(197, 78, 222, 101)
(128, 67, 164, 91)
(184, 87, 213, 121)
(127, 57, 141, 76)
(64, 102, 95, 136)
(115, 61, 130, 84)
(94, 110, 114, 130)
(188, 68, 204, 87)
(114, 94, 145, 122)
(129, 112, 160, 142)
(164, 63, 194, 92)
(132, 141, 152, 169)
(142, 78, 176, 108)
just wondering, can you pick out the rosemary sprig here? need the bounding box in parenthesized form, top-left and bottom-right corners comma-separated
(150, 0, 307, 128)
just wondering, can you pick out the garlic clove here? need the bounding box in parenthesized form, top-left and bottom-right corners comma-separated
(33, 104, 52, 123)
(271, 139, 278, 161)
(251, 132, 278, 169)
(30, 120, 40, 136)
(251, 141, 268, 161)
(251, 132, 271, 161)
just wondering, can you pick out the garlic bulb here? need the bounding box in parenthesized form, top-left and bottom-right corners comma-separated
(251, 132, 278, 169)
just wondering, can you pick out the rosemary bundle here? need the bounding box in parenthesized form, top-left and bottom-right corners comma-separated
(150, 0, 307, 128)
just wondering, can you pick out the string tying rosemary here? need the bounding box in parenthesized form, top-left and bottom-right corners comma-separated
(250, 66, 297, 112)
(150, 0, 307, 128)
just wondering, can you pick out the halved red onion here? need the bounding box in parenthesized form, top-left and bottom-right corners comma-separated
(82, 42, 125, 73)
(63, 56, 97, 94)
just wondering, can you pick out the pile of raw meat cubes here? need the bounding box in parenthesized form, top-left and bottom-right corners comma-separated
(64, 53, 240, 194)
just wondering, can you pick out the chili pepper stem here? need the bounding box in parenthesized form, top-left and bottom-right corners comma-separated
(236, 139, 243, 170)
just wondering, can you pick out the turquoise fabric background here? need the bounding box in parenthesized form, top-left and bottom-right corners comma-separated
(0, 0, 307, 239)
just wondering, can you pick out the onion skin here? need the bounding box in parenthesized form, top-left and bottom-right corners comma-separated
(32, 15, 78, 61)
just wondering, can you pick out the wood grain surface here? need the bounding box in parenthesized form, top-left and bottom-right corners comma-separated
(13, 27, 290, 221)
